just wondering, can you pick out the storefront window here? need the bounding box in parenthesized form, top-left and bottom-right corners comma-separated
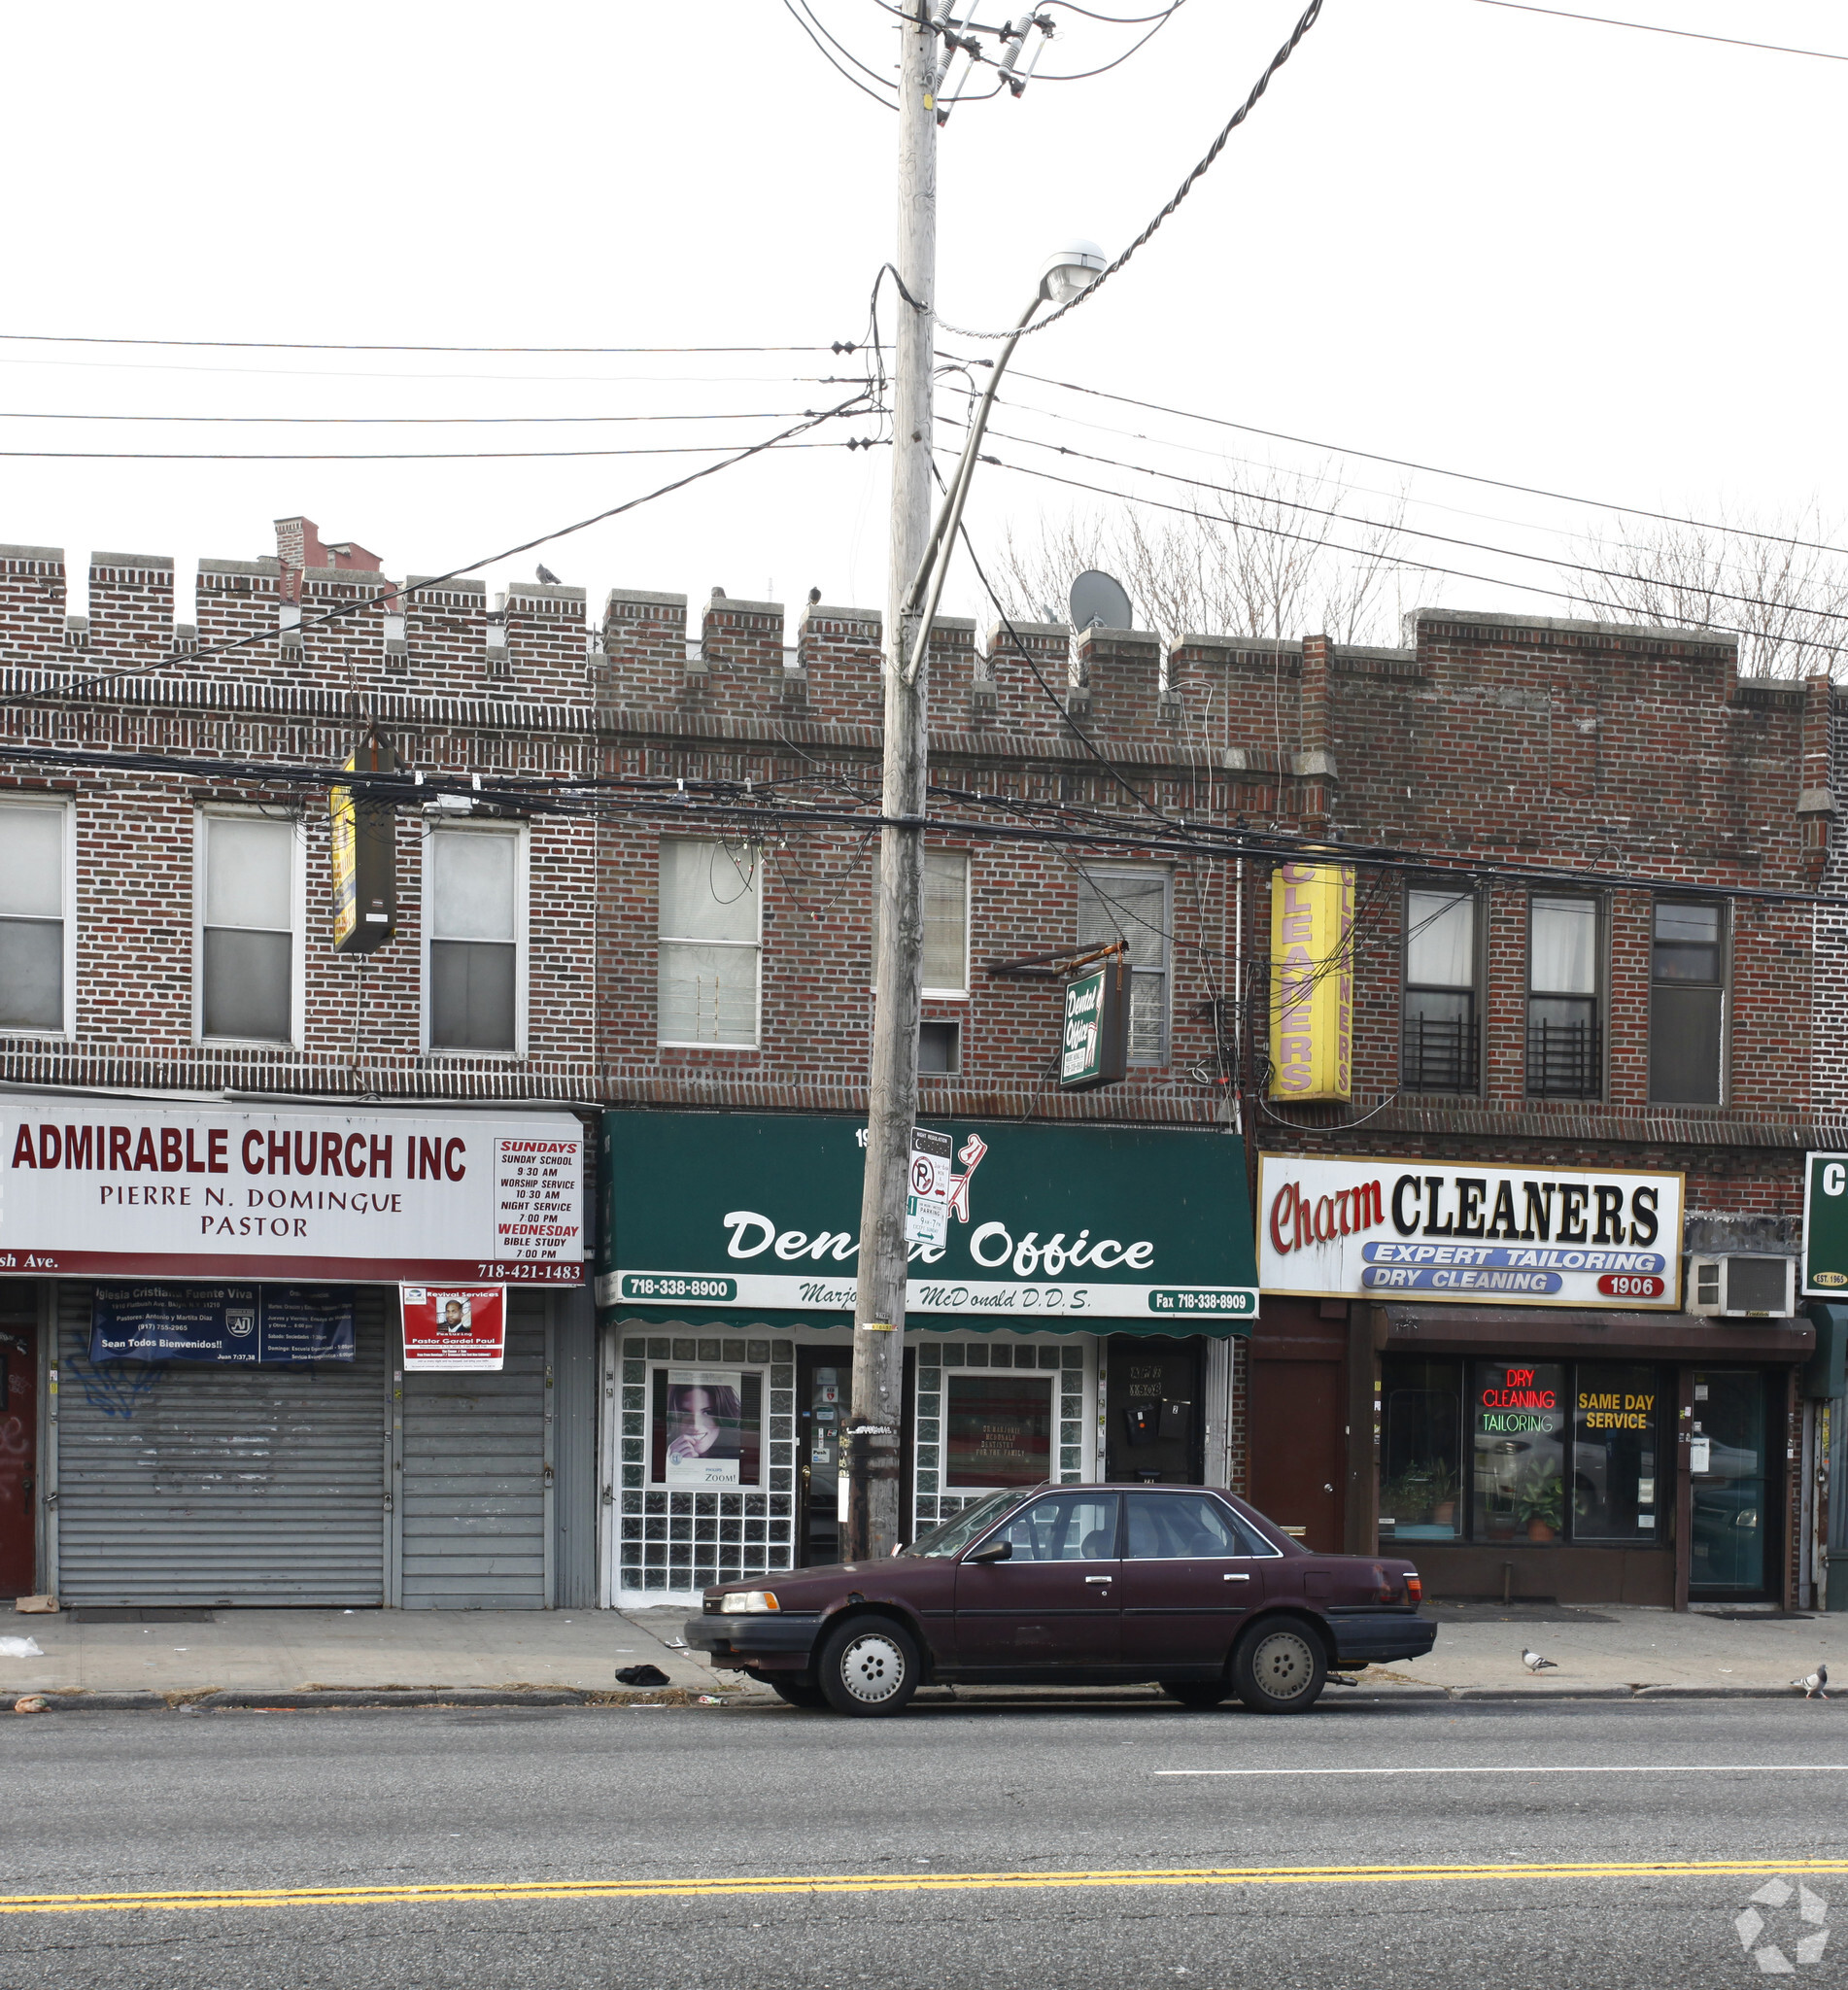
(1573, 1363, 1663, 1541)
(1472, 1360, 1566, 1543)
(1379, 1357, 1464, 1539)
(650, 1365, 764, 1488)
(944, 1371, 1053, 1488)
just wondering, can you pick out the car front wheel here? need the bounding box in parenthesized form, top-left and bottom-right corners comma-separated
(1231, 1620, 1327, 1714)
(817, 1617, 921, 1717)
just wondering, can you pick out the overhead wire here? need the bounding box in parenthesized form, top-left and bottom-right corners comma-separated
(0, 407, 832, 427)
(1460, 0, 1848, 63)
(0, 439, 869, 463)
(778, 0, 899, 106)
(791, 0, 901, 86)
(0, 334, 841, 356)
(1033, 0, 1186, 78)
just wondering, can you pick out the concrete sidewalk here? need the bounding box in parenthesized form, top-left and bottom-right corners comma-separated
(3, 1597, 1843, 1706)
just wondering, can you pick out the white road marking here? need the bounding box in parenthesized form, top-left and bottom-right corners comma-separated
(1157, 1764, 1848, 1777)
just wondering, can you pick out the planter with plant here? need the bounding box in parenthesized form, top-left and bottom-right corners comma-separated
(1513, 1458, 1564, 1542)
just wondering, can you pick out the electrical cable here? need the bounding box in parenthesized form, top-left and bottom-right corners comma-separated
(980, 455, 1848, 663)
(0, 407, 828, 427)
(1042, 0, 1185, 21)
(1459, 0, 1848, 64)
(2, 391, 874, 707)
(975, 362, 1848, 562)
(1034, 2, 1185, 79)
(972, 419, 1848, 631)
(936, 0, 1324, 338)
(0, 439, 867, 463)
(793, 0, 901, 86)
(0, 334, 841, 356)
(779, 0, 899, 106)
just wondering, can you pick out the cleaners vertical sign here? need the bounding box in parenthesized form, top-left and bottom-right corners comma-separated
(1268, 862, 1352, 1102)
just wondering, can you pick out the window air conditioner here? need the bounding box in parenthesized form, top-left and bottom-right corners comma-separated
(1687, 1253, 1796, 1320)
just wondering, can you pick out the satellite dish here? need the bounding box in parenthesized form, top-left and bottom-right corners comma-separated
(1068, 568, 1133, 632)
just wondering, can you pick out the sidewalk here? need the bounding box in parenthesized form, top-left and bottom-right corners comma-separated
(2, 1598, 1841, 1707)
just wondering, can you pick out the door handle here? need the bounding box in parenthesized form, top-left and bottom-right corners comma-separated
(1223, 1572, 1250, 1582)
(1085, 1575, 1113, 1584)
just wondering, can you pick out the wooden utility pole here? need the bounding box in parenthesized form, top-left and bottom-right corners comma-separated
(846, 1, 937, 1562)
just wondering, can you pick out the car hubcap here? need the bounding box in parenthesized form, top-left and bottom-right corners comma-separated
(1252, 1631, 1315, 1699)
(838, 1631, 906, 1704)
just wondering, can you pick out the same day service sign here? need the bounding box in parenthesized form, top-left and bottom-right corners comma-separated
(1256, 1153, 1686, 1309)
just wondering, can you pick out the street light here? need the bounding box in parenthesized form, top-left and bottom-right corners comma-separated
(902, 238, 1107, 679)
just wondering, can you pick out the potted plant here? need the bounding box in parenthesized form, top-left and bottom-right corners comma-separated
(1514, 1459, 1564, 1542)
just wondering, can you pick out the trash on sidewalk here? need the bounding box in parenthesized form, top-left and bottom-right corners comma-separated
(13, 1696, 49, 1714)
(14, 1596, 58, 1616)
(615, 1664, 671, 1688)
(0, 1636, 45, 1659)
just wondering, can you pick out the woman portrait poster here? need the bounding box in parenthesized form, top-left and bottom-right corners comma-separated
(664, 1368, 746, 1486)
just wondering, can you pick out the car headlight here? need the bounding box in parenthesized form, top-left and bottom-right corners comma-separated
(719, 1590, 781, 1614)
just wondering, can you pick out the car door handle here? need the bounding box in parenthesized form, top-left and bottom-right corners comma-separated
(1223, 1572, 1250, 1581)
(1085, 1575, 1113, 1584)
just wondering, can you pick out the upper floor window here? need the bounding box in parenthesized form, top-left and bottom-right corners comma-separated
(659, 839, 761, 1047)
(425, 825, 525, 1054)
(1402, 886, 1478, 1092)
(1077, 866, 1169, 1064)
(1650, 899, 1725, 1105)
(0, 802, 71, 1035)
(1527, 896, 1600, 1098)
(197, 812, 300, 1046)
(870, 849, 970, 998)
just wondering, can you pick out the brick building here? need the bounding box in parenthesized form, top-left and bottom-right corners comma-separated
(0, 518, 1836, 1614)
(1243, 609, 1838, 1610)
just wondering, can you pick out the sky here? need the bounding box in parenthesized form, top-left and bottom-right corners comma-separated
(2, 0, 1844, 655)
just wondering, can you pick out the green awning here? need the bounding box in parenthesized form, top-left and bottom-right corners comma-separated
(598, 1110, 1257, 1338)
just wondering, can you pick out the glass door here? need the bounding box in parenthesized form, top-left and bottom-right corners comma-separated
(1690, 1370, 1775, 1597)
(796, 1349, 844, 1567)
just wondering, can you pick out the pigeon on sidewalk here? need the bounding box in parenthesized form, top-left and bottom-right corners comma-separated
(1522, 1647, 1558, 1672)
(1792, 1664, 1830, 1699)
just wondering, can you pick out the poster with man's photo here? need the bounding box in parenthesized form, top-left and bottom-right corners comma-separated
(660, 1366, 755, 1486)
(400, 1284, 505, 1371)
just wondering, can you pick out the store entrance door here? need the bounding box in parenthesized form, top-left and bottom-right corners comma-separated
(1104, 1337, 1203, 1485)
(1691, 1369, 1777, 1598)
(796, 1349, 846, 1567)
(0, 1325, 35, 1597)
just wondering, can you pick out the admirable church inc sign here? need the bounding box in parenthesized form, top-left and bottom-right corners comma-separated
(597, 1113, 1258, 1333)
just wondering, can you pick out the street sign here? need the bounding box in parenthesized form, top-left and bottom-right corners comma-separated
(905, 1125, 952, 1246)
(1060, 956, 1129, 1092)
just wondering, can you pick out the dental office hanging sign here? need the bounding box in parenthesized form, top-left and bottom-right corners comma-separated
(1256, 1154, 1685, 1309)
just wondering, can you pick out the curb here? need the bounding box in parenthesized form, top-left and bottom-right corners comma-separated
(200, 1689, 591, 1709)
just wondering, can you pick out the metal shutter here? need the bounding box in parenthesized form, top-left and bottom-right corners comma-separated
(54, 1282, 389, 1607)
(398, 1294, 549, 1610)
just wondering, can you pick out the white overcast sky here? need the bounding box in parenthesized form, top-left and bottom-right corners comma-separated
(2, 0, 1843, 650)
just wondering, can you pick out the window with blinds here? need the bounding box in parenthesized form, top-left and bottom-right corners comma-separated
(659, 840, 762, 1047)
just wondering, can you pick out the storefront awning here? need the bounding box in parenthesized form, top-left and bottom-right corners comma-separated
(598, 1111, 1258, 1337)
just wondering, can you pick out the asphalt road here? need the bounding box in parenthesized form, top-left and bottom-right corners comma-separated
(3, 1698, 1845, 1989)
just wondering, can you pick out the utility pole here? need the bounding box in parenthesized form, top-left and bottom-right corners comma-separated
(846, 1, 938, 1564)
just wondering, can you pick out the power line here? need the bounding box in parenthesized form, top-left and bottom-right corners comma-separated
(973, 361, 1848, 562)
(779, 0, 899, 106)
(792, 0, 899, 86)
(981, 454, 1848, 663)
(1460, 0, 1848, 64)
(0, 439, 866, 463)
(1035, 0, 1187, 79)
(0, 407, 823, 427)
(938, 0, 1324, 338)
(973, 419, 1848, 631)
(0, 334, 840, 356)
(3, 393, 873, 707)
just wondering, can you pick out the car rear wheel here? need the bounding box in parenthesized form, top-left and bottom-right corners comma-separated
(766, 1676, 829, 1709)
(1231, 1619, 1327, 1714)
(1158, 1679, 1229, 1710)
(817, 1617, 921, 1718)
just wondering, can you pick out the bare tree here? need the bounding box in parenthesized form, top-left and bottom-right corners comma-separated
(1568, 504, 1848, 679)
(989, 458, 1418, 649)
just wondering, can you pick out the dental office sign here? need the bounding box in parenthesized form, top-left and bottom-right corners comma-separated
(0, 1102, 586, 1283)
(1256, 1153, 1685, 1309)
(599, 1111, 1259, 1330)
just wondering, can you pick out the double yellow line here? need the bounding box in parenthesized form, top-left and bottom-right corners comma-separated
(2, 1860, 1845, 1917)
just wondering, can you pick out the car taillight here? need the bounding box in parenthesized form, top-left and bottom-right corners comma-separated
(1406, 1573, 1422, 1605)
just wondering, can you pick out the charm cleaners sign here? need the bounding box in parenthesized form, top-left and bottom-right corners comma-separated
(1255, 1153, 1685, 1309)
(0, 1103, 585, 1283)
(599, 1112, 1258, 1332)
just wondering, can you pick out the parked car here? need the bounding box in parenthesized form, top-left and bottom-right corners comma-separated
(684, 1481, 1435, 1717)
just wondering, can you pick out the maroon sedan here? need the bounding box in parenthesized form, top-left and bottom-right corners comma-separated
(684, 1482, 1434, 1717)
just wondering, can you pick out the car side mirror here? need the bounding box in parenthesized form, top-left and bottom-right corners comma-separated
(967, 1539, 1012, 1564)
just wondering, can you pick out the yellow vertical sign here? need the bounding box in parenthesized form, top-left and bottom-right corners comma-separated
(1269, 861, 1353, 1101)
(329, 754, 360, 949)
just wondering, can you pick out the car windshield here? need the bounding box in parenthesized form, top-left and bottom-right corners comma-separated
(902, 1489, 1031, 1558)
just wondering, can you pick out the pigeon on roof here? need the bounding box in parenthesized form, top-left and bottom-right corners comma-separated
(808, 587, 821, 605)
(535, 563, 561, 585)
(1522, 1647, 1557, 1672)
(1793, 1664, 1829, 1698)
